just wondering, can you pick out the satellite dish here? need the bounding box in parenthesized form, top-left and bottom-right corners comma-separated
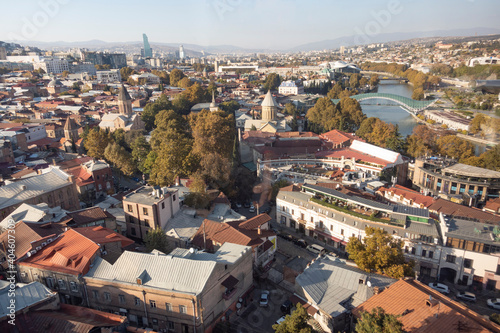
(367, 281, 372, 287)
(189, 248, 195, 254)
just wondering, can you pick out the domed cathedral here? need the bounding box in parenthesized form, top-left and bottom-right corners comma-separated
(261, 90, 278, 121)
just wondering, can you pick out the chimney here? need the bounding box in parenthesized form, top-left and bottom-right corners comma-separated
(258, 226, 261, 235)
(373, 286, 380, 295)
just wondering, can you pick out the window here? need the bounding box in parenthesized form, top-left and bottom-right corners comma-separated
(144, 219, 149, 226)
(119, 295, 125, 304)
(131, 227, 136, 236)
(134, 297, 141, 306)
(165, 303, 172, 311)
(404, 246, 409, 253)
(282, 206, 285, 212)
(496, 265, 500, 275)
(152, 318, 158, 326)
(168, 322, 175, 330)
(464, 259, 473, 269)
(341, 229, 344, 235)
(173, 194, 176, 201)
(422, 250, 427, 258)
(330, 225, 333, 231)
(310, 217, 314, 222)
(162, 202, 165, 209)
(93, 290, 99, 300)
(319, 221, 323, 229)
(428, 251, 434, 259)
(446, 255, 456, 263)
(411, 248, 416, 255)
(179, 305, 187, 314)
(281, 216, 286, 224)
(143, 207, 148, 215)
(104, 292, 111, 302)
(127, 205, 133, 212)
(70, 281, 78, 292)
(58, 279, 66, 290)
(46, 277, 55, 288)
(150, 300, 157, 308)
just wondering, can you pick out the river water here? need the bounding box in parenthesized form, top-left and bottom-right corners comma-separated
(360, 80, 487, 155)
(360, 80, 417, 137)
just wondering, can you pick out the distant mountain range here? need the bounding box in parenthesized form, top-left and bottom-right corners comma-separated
(9, 27, 500, 54)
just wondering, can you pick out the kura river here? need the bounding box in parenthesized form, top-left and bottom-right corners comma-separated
(360, 80, 418, 137)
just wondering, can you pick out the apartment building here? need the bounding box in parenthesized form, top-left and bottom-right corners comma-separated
(84, 242, 253, 333)
(123, 186, 180, 241)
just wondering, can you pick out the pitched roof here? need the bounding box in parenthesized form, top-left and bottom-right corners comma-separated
(63, 116, 78, 131)
(0, 221, 43, 266)
(13, 303, 126, 333)
(320, 129, 360, 144)
(484, 198, 500, 214)
(118, 84, 131, 101)
(261, 90, 279, 107)
(19, 228, 100, 276)
(0, 281, 57, 320)
(238, 213, 271, 230)
(378, 185, 435, 208)
(213, 192, 231, 205)
(73, 226, 134, 248)
(428, 198, 500, 224)
(65, 207, 113, 227)
(352, 279, 500, 333)
(0, 170, 72, 211)
(85, 250, 217, 295)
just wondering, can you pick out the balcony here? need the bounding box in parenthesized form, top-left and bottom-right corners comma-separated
(222, 288, 237, 300)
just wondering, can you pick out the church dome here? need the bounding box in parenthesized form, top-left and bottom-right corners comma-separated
(48, 78, 63, 87)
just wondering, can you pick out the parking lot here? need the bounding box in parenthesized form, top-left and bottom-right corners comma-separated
(231, 284, 292, 333)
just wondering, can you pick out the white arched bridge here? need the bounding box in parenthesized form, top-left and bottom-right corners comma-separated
(331, 93, 437, 114)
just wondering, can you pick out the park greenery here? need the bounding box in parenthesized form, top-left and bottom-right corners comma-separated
(346, 227, 414, 279)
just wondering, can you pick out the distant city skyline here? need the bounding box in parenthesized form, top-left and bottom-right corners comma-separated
(1, 0, 499, 50)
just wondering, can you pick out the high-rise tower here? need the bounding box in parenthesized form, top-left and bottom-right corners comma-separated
(142, 33, 152, 58)
(179, 45, 185, 60)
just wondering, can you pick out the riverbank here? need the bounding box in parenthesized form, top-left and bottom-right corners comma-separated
(457, 133, 498, 147)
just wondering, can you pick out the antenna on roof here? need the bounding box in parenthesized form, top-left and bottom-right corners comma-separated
(203, 221, 206, 251)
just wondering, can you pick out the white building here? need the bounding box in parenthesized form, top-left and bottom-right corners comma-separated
(424, 109, 470, 131)
(278, 80, 304, 95)
(468, 56, 500, 67)
(23, 124, 47, 143)
(33, 58, 69, 74)
(96, 69, 121, 83)
(129, 72, 160, 85)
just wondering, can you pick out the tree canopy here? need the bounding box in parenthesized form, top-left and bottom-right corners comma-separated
(264, 73, 281, 92)
(355, 307, 406, 333)
(141, 94, 173, 131)
(306, 97, 365, 133)
(272, 304, 312, 333)
(347, 227, 414, 279)
(145, 227, 171, 254)
(84, 127, 110, 160)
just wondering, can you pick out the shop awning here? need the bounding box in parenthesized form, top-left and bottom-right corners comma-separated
(221, 275, 239, 289)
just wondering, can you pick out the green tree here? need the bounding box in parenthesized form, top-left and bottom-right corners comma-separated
(355, 307, 406, 333)
(120, 67, 135, 81)
(182, 82, 205, 105)
(270, 179, 291, 202)
(190, 110, 235, 159)
(84, 128, 110, 160)
(264, 73, 281, 92)
(141, 94, 173, 131)
(145, 227, 171, 254)
(151, 70, 170, 85)
(436, 135, 475, 162)
(327, 82, 343, 99)
(412, 87, 424, 100)
(350, 73, 362, 89)
(104, 142, 136, 176)
(469, 113, 488, 134)
(272, 304, 312, 333)
(219, 100, 240, 114)
(169, 68, 185, 87)
(178, 77, 192, 88)
(406, 125, 437, 158)
(369, 74, 380, 87)
(347, 227, 414, 279)
(172, 94, 193, 115)
(131, 136, 151, 174)
(306, 97, 340, 133)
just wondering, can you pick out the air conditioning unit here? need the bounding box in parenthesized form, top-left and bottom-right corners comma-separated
(47, 238, 53, 243)
(30, 250, 37, 255)
(102, 251, 108, 256)
(27, 252, 32, 257)
(35, 246, 42, 251)
(41, 242, 47, 247)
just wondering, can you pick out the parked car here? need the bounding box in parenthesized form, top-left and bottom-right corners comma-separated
(487, 298, 500, 310)
(294, 239, 307, 248)
(243, 202, 250, 208)
(277, 233, 288, 240)
(235, 202, 242, 208)
(260, 290, 270, 307)
(275, 316, 286, 326)
(456, 291, 476, 303)
(249, 204, 255, 213)
(280, 300, 293, 314)
(306, 244, 326, 255)
(428, 282, 450, 294)
(286, 234, 298, 243)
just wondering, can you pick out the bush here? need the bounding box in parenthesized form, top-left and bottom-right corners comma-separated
(491, 313, 500, 325)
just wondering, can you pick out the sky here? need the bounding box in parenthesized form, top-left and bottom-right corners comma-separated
(1, 0, 499, 50)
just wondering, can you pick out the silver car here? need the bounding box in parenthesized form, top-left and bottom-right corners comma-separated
(456, 291, 476, 303)
(487, 298, 500, 310)
(428, 282, 449, 294)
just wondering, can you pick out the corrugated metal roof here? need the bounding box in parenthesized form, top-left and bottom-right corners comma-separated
(0, 281, 56, 319)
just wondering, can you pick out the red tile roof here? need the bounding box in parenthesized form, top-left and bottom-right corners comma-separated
(352, 279, 500, 333)
(377, 185, 435, 208)
(19, 229, 100, 275)
(428, 198, 500, 224)
(73, 226, 134, 248)
(315, 148, 390, 167)
(237, 213, 271, 230)
(13, 303, 126, 333)
(484, 198, 500, 215)
(320, 129, 361, 144)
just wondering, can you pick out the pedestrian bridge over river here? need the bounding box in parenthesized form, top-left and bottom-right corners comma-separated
(331, 93, 438, 114)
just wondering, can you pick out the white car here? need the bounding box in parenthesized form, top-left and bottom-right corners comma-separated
(456, 291, 476, 303)
(428, 282, 449, 294)
(275, 316, 286, 326)
(487, 298, 500, 310)
(249, 204, 255, 213)
(260, 290, 270, 307)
